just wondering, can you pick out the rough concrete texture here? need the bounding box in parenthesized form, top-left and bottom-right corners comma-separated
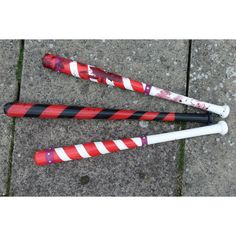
(183, 40, 236, 196)
(0, 40, 19, 112)
(0, 116, 13, 195)
(0, 40, 19, 195)
(10, 40, 188, 196)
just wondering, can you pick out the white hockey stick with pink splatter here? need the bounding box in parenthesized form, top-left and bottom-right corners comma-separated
(43, 54, 230, 118)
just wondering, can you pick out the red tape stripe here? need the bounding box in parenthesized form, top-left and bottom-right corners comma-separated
(6, 103, 33, 117)
(75, 107, 104, 119)
(39, 105, 67, 118)
(109, 110, 135, 120)
(121, 138, 138, 149)
(83, 143, 101, 157)
(139, 112, 159, 120)
(114, 80, 125, 89)
(130, 79, 144, 93)
(63, 146, 83, 160)
(77, 63, 89, 79)
(162, 112, 175, 121)
(102, 140, 120, 153)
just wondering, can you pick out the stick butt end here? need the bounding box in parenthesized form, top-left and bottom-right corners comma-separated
(218, 121, 228, 135)
(221, 105, 230, 118)
(3, 102, 14, 115)
(34, 151, 48, 166)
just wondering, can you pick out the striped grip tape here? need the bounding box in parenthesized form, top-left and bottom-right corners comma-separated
(42, 54, 146, 94)
(35, 136, 144, 166)
(4, 102, 212, 123)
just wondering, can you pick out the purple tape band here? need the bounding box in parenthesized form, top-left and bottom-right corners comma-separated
(141, 136, 148, 146)
(144, 84, 152, 95)
(54, 58, 63, 72)
(45, 148, 54, 164)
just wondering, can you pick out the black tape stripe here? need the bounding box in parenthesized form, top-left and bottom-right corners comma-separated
(127, 111, 146, 120)
(94, 109, 117, 119)
(25, 104, 49, 117)
(154, 112, 170, 121)
(58, 106, 83, 118)
(174, 113, 210, 123)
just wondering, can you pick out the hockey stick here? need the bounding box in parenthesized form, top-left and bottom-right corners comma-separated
(42, 54, 230, 118)
(4, 102, 212, 123)
(35, 121, 228, 166)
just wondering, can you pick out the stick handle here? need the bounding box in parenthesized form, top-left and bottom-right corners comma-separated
(42, 54, 230, 118)
(4, 102, 213, 123)
(34, 121, 228, 166)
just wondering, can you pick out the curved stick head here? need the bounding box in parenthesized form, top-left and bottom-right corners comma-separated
(218, 121, 228, 135)
(221, 105, 230, 118)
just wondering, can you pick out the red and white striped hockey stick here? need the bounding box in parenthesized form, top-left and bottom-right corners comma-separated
(42, 54, 230, 118)
(35, 121, 228, 166)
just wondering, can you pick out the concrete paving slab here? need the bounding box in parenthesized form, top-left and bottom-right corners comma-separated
(0, 40, 19, 112)
(0, 40, 19, 195)
(0, 116, 13, 195)
(183, 40, 236, 196)
(11, 40, 188, 196)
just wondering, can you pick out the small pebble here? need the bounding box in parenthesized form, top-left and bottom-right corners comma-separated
(139, 121, 149, 128)
(80, 176, 90, 185)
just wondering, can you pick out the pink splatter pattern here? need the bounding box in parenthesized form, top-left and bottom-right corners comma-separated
(195, 101, 207, 110)
(158, 89, 172, 100)
(173, 95, 184, 103)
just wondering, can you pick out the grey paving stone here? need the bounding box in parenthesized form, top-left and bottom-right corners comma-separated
(183, 40, 236, 196)
(0, 40, 19, 195)
(11, 40, 188, 196)
(0, 116, 13, 195)
(0, 40, 19, 112)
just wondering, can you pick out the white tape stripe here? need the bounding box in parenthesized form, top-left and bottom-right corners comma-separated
(149, 86, 159, 96)
(55, 148, 72, 161)
(88, 65, 94, 76)
(69, 61, 79, 77)
(113, 140, 128, 150)
(90, 78, 98, 83)
(95, 142, 110, 154)
(75, 144, 91, 158)
(122, 77, 133, 91)
(106, 78, 114, 86)
(132, 137, 142, 147)
(142, 82, 146, 91)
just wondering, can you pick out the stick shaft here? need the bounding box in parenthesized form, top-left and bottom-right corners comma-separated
(4, 102, 212, 123)
(34, 121, 228, 166)
(42, 54, 230, 118)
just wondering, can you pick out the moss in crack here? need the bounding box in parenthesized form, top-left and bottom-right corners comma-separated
(4, 118, 16, 196)
(174, 40, 192, 196)
(15, 40, 25, 101)
(175, 128, 186, 196)
(4, 40, 25, 196)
